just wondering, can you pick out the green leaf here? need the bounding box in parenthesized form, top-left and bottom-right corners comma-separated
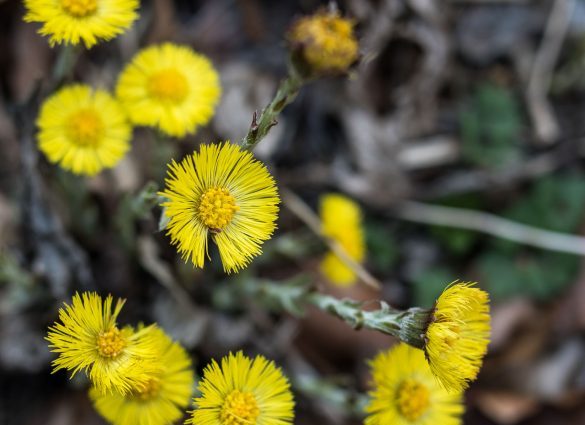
(411, 267, 454, 308)
(460, 82, 523, 169)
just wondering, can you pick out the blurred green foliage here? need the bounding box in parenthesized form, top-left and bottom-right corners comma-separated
(365, 220, 399, 273)
(411, 267, 454, 308)
(430, 194, 482, 256)
(478, 174, 585, 301)
(460, 83, 523, 169)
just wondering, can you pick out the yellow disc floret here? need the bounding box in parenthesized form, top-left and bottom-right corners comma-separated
(67, 108, 104, 147)
(133, 377, 162, 401)
(61, 0, 98, 17)
(97, 327, 126, 358)
(395, 379, 430, 422)
(198, 188, 239, 230)
(288, 10, 358, 75)
(220, 390, 260, 425)
(147, 69, 189, 103)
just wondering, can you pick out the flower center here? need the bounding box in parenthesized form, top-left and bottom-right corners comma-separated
(134, 377, 162, 401)
(61, 0, 98, 17)
(220, 390, 260, 425)
(395, 379, 430, 422)
(66, 108, 104, 147)
(148, 69, 189, 103)
(96, 327, 126, 358)
(198, 187, 239, 230)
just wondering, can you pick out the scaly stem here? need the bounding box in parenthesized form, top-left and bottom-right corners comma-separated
(240, 69, 304, 151)
(231, 277, 431, 349)
(307, 293, 430, 349)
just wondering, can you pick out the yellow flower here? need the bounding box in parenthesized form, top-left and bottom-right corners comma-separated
(319, 193, 365, 286)
(46, 292, 159, 395)
(36, 84, 131, 176)
(287, 10, 358, 75)
(187, 351, 294, 425)
(90, 327, 194, 425)
(116, 43, 221, 138)
(24, 0, 139, 48)
(159, 142, 279, 273)
(425, 282, 491, 393)
(365, 343, 464, 425)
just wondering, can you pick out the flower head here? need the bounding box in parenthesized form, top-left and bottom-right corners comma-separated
(319, 193, 365, 286)
(187, 351, 294, 425)
(365, 343, 464, 425)
(159, 142, 279, 273)
(424, 282, 491, 393)
(24, 0, 139, 48)
(287, 9, 358, 76)
(116, 43, 221, 138)
(37, 84, 131, 176)
(46, 292, 159, 395)
(90, 327, 194, 425)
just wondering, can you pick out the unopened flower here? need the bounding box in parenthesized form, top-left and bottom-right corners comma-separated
(365, 343, 464, 425)
(46, 292, 159, 395)
(90, 327, 194, 425)
(24, 0, 139, 48)
(159, 142, 279, 273)
(187, 351, 294, 425)
(424, 282, 491, 392)
(319, 193, 365, 286)
(287, 10, 358, 76)
(116, 43, 221, 138)
(37, 84, 131, 176)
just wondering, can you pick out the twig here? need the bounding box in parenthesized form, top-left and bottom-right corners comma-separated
(393, 201, 585, 256)
(526, 0, 574, 144)
(281, 189, 382, 290)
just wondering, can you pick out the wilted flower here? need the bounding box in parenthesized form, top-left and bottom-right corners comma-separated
(287, 9, 358, 76)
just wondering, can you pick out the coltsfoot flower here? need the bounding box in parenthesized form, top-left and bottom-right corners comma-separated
(159, 142, 279, 273)
(287, 9, 358, 76)
(116, 43, 221, 138)
(24, 0, 139, 48)
(187, 351, 294, 425)
(90, 327, 194, 425)
(319, 193, 365, 286)
(424, 282, 491, 392)
(46, 292, 159, 395)
(37, 84, 131, 176)
(365, 343, 464, 425)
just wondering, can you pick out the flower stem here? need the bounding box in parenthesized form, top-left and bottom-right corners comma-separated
(230, 277, 430, 349)
(239, 68, 304, 151)
(307, 293, 429, 349)
(51, 44, 79, 86)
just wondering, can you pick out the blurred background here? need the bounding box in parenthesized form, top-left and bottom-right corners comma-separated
(1, 0, 585, 424)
